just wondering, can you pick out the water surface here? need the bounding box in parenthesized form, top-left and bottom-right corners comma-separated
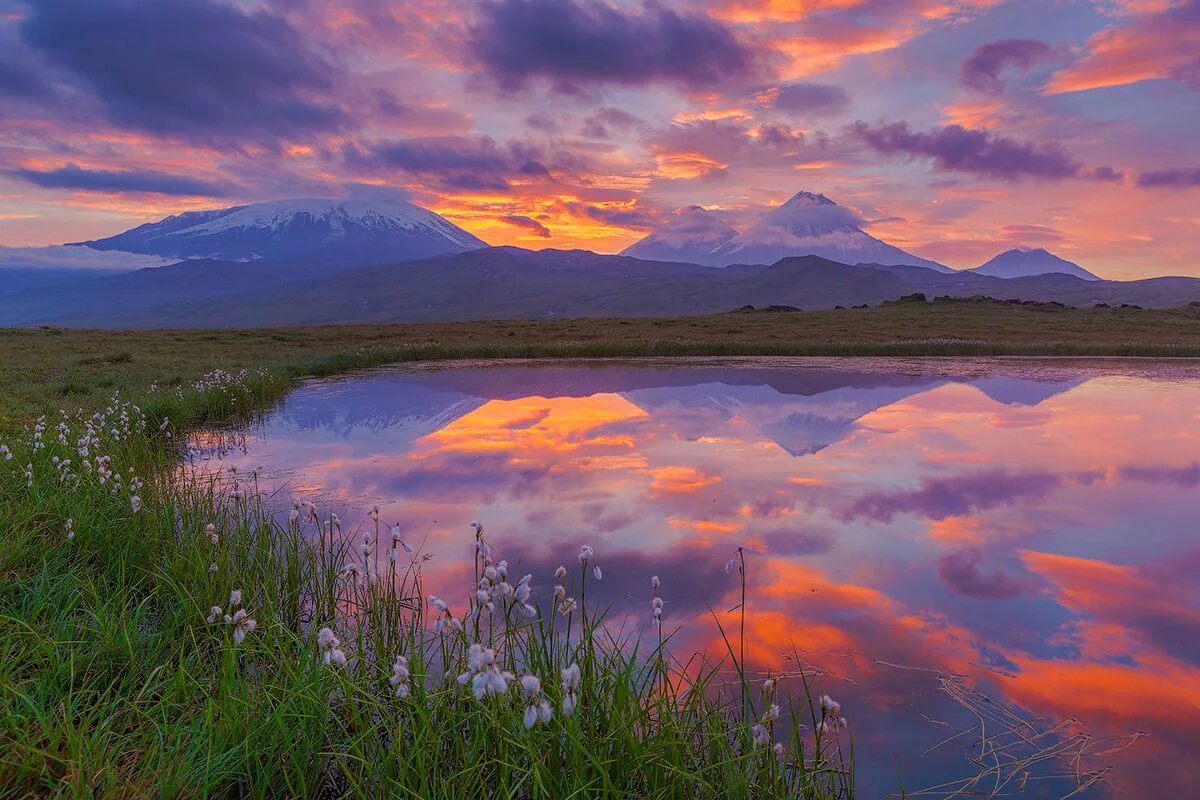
(190, 358, 1200, 798)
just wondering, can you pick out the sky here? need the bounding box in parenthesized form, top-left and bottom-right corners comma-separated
(0, 0, 1197, 279)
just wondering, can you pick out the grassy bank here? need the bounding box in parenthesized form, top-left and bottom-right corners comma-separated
(5, 298, 1200, 428)
(0, 353, 852, 796)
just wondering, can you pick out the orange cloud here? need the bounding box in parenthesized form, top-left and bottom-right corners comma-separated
(1045, 4, 1200, 94)
(650, 465, 723, 493)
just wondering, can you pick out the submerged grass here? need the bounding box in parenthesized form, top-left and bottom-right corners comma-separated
(0, 366, 852, 797)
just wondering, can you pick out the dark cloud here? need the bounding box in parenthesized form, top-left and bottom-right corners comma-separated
(1084, 165, 1125, 183)
(10, 162, 230, 197)
(22, 0, 348, 144)
(575, 203, 659, 230)
(581, 107, 644, 139)
(344, 136, 526, 191)
(844, 470, 1061, 523)
(853, 121, 1082, 180)
(0, 52, 51, 99)
(1119, 462, 1200, 488)
(470, 0, 753, 92)
(960, 39, 1054, 95)
(500, 215, 552, 238)
(937, 548, 1029, 599)
(764, 82, 850, 115)
(1137, 167, 1200, 188)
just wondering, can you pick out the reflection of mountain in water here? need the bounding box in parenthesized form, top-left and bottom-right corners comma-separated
(272, 377, 485, 445)
(625, 382, 939, 456)
(970, 376, 1087, 406)
(267, 365, 1090, 457)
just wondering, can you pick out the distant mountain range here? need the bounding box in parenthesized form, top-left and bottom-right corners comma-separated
(625, 191, 951, 273)
(2, 190, 1196, 328)
(971, 248, 1099, 281)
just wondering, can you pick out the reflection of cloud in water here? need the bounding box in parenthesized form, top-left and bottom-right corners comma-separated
(188, 359, 1200, 798)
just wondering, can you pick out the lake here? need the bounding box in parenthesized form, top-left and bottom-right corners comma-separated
(188, 357, 1200, 798)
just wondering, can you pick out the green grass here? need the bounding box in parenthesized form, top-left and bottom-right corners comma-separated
(0, 363, 852, 797)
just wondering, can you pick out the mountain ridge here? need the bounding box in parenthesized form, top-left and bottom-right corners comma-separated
(972, 247, 1100, 281)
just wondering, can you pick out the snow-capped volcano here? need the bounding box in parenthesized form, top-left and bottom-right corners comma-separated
(620, 206, 737, 264)
(76, 195, 487, 265)
(621, 192, 951, 271)
(706, 191, 952, 271)
(971, 248, 1099, 281)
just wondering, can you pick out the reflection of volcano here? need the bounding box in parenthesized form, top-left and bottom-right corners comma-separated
(273, 377, 485, 444)
(274, 365, 1093, 457)
(625, 382, 941, 456)
(402, 363, 943, 401)
(971, 376, 1087, 406)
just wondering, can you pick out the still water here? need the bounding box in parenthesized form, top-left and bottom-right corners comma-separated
(189, 358, 1200, 798)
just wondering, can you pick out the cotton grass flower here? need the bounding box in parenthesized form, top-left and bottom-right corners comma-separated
(230, 609, 256, 643)
(459, 644, 512, 700)
(560, 662, 581, 716)
(520, 674, 553, 729)
(554, 565, 566, 579)
(389, 654, 411, 698)
(318, 627, 348, 668)
(65, 518, 74, 541)
(578, 545, 593, 564)
(819, 694, 848, 733)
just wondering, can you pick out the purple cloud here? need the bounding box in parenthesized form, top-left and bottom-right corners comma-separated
(766, 82, 850, 115)
(22, 0, 348, 144)
(853, 121, 1082, 180)
(960, 39, 1054, 94)
(0, 52, 50, 99)
(345, 136, 552, 191)
(11, 162, 231, 197)
(937, 548, 1030, 599)
(581, 107, 644, 139)
(574, 204, 659, 230)
(1137, 167, 1200, 188)
(844, 470, 1061, 522)
(1119, 462, 1200, 488)
(500, 215, 552, 238)
(470, 0, 753, 91)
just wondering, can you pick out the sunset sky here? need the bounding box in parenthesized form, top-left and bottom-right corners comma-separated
(1, 0, 1197, 279)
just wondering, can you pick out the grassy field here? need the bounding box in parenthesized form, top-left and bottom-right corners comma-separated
(4, 298, 1200, 429)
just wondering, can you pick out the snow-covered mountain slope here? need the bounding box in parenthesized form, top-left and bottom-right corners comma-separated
(620, 206, 736, 264)
(971, 248, 1100, 281)
(75, 196, 488, 265)
(706, 191, 953, 272)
